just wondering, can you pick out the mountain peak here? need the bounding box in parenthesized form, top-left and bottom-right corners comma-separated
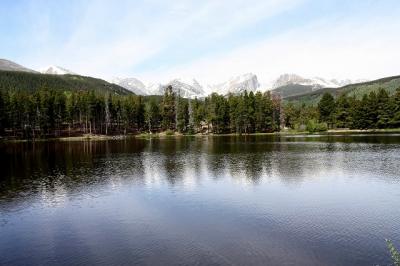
(210, 73, 260, 95)
(40, 65, 75, 75)
(272, 73, 357, 89)
(164, 78, 206, 98)
(110, 77, 148, 95)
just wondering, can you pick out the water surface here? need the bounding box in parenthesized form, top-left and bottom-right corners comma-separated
(1, 134, 400, 265)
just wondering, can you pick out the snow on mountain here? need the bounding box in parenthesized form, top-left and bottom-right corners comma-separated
(146, 82, 163, 95)
(272, 73, 356, 89)
(111, 77, 206, 98)
(161, 78, 206, 98)
(108, 73, 363, 98)
(40, 65, 75, 75)
(209, 73, 260, 95)
(110, 77, 148, 95)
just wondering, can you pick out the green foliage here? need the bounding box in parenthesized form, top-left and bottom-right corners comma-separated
(283, 103, 318, 130)
(2, 80, 398, 139)
(165, 129, 174, 135)
(318, 93, 335, 124)
(306, 119, 328, 133)
(283, 87, 400, 131)
(0, 70, 132, 95)
(334, 94, 351, 128)
(144, 99, 161, 133)
(161, 85, 176, 130)
(176, 97, 189, 133)
(272, 84, 315, 98)
(0, 85, 282, 138)
(386, 239, 400, 266)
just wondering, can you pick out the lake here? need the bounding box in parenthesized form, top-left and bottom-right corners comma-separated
(1, 134, 400, 265)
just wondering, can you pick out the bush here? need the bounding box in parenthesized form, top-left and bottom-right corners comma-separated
(165, 129, 175, 135)
(306, 119, 328, 133)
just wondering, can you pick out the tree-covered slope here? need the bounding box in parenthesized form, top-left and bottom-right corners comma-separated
(271, 84, 318, 98)
(284, 75, 400, 105)
(0, 70, 133, 95)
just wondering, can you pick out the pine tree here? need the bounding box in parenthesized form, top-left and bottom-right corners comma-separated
(390, 88, 400, 127)
(318, 93, 335, 125)
(376, 88, 390, 128)
(161, 86, 176, 130)
(335, 94, 351, 128)
(176, 98, 189, 133)
(145, 99, 160, 133)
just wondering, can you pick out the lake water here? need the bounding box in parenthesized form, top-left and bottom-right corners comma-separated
(1, 134, 400, 265)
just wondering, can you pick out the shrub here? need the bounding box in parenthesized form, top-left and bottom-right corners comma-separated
(306, 119, 328, 133)
(165, 129, 174, 135)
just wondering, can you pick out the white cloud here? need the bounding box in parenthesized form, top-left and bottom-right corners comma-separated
(137, 13, 400, 89)
(21, 0, 400, 88)
(27, 0, 303, 78)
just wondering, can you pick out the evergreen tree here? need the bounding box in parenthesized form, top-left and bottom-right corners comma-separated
(145, 99, 160, 133)
(176, 98, 189, 133)
(376, 88, 391, 128)
(161, 86, 176, 130)
(192, 97, 205, 133)
(335, 94, 351, 128)
(318, 93, 335, 125)
(390, 88, 400, 127)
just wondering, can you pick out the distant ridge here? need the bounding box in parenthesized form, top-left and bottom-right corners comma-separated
(0, 59, 37, 73)
(284, 75, 400, 105)
(0, 70, 133, 95)
(2, 58, 394, 101)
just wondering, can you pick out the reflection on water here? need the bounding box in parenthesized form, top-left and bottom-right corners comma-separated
(0, 134, 400, 265)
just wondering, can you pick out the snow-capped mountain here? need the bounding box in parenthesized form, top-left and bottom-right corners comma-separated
(109, 73, 364, 98)
(110, 77, 148, 95)
(209, 73, 260, 95)
(163, 78, 206, 98)
(111, 77, 206, 98)
(271, 73, 355, 89)
(146, 82, 163, 95)
(40, 65, 75, 75)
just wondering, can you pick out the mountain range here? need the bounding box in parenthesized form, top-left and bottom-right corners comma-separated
(108, 73, 363, 98)
(0, 58, 376, 99)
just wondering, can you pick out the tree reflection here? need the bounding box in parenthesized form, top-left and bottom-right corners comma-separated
(1, 134, 399, 211)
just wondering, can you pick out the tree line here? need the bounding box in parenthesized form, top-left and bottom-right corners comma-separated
(0, 86, 281, 138)
(0, 85, 399, 139)
(284, 88, 400, 132)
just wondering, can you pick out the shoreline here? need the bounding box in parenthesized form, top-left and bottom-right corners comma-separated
(1, 128, 400, 142)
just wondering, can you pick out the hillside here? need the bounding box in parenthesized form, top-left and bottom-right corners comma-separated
(284, 75, 400, 105)
(0, 70, 133, 95)
(0, 59, 37, 73)
(271, 84, 318, 98)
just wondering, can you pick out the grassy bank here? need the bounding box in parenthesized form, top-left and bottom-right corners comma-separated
(136, 128, 400, 139)
(0, 134, 128, 143)
(2, 128, 400, 142)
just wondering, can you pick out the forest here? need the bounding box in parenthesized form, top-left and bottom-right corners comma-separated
(284, 88, 400, 132)
(0, 85, 399, 139)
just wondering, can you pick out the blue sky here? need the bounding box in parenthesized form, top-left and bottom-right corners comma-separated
(1, 0, 400, 84)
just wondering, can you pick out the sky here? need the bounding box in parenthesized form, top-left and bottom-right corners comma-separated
(1, 0, 400, 86)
